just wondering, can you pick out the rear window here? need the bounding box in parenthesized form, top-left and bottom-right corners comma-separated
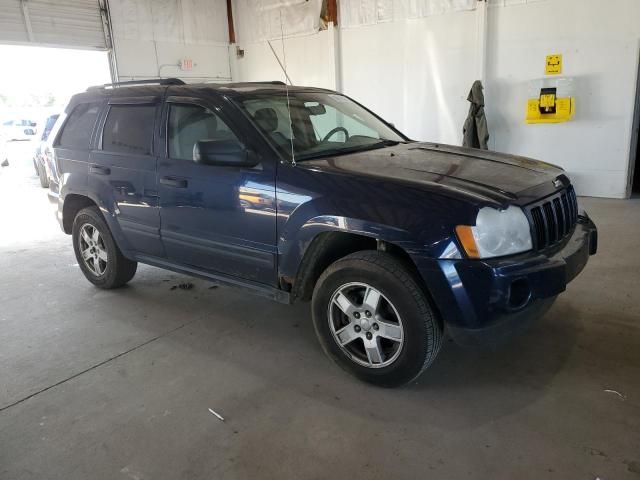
(102, 105, 155, 155)
(57, 103, 101, 149)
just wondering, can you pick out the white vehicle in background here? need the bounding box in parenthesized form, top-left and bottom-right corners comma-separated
(33, 113, 60, 188)
(1, 119, 38, 141)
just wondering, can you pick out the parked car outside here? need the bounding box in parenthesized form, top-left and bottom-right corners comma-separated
(51, 80, 598, 387)
(1, 119, 37, 141)
(33, 113, 60, 188)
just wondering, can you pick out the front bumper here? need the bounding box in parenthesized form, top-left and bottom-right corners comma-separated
(415, 213, 597, 346)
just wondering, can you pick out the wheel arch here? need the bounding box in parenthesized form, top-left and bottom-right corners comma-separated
(62, 194, 99, 234)
(285, 226, 436, 311)
(61, 192, 134, 259)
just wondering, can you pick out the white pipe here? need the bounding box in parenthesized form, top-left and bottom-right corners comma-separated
(327, 22, 342, 92)
(476, 0, 488, 84)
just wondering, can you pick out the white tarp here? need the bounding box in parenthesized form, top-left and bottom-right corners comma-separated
(108, 0, 229, 45)
(340, 0, 477, 28)
(233, 0, 323, 44)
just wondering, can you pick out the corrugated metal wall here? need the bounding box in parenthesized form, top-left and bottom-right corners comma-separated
(0, 0, 107, 50)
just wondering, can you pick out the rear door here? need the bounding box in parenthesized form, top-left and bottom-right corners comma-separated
(89, 97, 163, 258)
(157, 93, 277, 285)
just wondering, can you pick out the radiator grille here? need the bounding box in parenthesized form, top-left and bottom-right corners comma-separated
(528, 186, 578, 250)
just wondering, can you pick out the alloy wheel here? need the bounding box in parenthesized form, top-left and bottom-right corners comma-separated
(79, 223, 108, 276)
(328, 282, 404, 368)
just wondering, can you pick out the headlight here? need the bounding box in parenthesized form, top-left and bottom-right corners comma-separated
(456, 206, 532, 259)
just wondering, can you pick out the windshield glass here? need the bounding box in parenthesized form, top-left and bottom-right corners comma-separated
(235, 91, 405, 161)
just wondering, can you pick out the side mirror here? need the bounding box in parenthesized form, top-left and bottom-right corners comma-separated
(194, 139, 259, 167)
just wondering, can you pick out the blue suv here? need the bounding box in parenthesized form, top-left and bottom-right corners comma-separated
(51, 79, 597, 387)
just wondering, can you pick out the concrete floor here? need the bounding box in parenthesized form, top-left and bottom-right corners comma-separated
(1, 145, 639, 479)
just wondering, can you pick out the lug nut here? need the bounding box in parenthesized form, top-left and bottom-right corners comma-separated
(366, 332, 373, 340)
(354, 325, 361, 333)
(365, 311, 371, 317)
(353, 312, 361, 319)
(372, 323, 379, 331)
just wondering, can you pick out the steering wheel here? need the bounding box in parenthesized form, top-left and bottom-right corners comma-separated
(321, 127, 349, 143)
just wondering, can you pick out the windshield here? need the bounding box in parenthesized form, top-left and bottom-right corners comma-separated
(236, 91, 405, 161)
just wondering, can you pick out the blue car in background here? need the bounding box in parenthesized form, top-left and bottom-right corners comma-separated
(50, 79, 597, 387)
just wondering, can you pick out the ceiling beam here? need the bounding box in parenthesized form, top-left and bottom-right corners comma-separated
(227, 0, 236, 44)
(326, 0, 338, 26)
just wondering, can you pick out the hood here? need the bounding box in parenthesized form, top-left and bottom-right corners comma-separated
(301, 142, 565, 206)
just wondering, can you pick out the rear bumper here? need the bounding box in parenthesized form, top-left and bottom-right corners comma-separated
(415, 213, 597, 346)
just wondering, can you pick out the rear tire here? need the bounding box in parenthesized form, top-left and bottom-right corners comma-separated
(37, 161, 49, 188)
(72, 206, 137, 289)
(311, 251, 443, 387)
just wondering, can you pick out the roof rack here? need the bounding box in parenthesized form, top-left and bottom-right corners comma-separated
(87, 78, 185, 91)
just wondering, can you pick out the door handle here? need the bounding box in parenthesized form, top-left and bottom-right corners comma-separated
(89, 165, 110, 175)
(160, 176, 188, 188)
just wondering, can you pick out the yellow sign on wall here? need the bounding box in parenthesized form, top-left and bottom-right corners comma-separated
(545, 54, 562, 75)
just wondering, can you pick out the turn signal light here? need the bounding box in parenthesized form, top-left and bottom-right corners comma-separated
(455, 225, 480, 259)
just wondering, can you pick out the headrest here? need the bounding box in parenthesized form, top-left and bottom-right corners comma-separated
(254, 108, 278, 133)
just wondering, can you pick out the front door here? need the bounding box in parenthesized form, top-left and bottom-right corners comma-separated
(157, 96, 277, 285)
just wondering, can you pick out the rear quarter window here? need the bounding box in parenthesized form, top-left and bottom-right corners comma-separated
(57, 102, 102, 149)
(102, 105, 155, 155)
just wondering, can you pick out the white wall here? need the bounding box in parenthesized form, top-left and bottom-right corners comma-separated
(339, 10, 479, 144)
(109, 0, 231, 82)
(230, 30, 335, 88)
(485, 0, 640, 198)
(231, 0, 640, 198)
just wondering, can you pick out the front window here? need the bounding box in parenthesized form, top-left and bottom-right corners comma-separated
(236, 92, 405, 161)
(167, 104, 238, 161)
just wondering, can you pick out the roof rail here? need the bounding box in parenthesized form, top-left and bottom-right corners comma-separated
(87, 78, 185, 91)
(214, 81, 286, 86)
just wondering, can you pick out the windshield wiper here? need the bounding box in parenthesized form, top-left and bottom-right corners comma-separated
(377, 139, 402, 146)
(296, 139, 402, 162)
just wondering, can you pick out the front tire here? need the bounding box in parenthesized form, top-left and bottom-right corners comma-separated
(72, 206, 137, 289)
(312, 251, 443, 387)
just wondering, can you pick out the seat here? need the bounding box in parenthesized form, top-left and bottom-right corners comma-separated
(253, 108, 289, 146)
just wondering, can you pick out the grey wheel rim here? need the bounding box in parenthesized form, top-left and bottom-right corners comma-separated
(79, 223, 108, 276)
(328, 282, 404, 369)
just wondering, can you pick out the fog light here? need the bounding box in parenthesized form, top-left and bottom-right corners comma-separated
(508, 279, 531, 309)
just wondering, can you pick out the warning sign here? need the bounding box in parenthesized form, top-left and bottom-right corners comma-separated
(545, 54, 562, 75)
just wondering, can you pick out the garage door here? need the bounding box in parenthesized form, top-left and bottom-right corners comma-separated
(0, 0, 108, 50)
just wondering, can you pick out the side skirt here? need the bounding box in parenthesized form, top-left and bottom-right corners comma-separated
(136, 254, 291, 304)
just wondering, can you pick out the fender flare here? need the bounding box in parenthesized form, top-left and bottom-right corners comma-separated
(61, 186, 135, 258)
(278, 214, 418, 284)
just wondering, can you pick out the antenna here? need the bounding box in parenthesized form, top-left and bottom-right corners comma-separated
(279, 8, 296, 166)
